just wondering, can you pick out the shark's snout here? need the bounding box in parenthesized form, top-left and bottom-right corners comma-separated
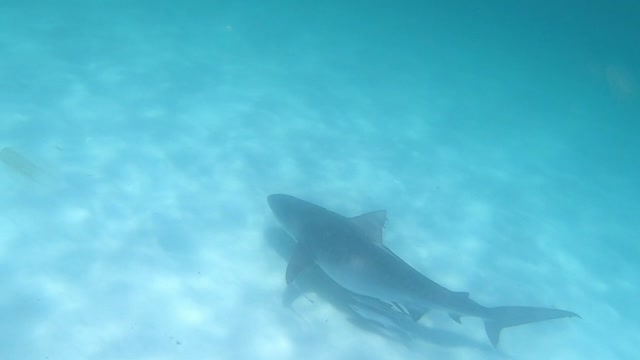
(268, 194, 322, 239)
(266, 194, 281, 208)
(267, 194, 289, 214)
(267, 194, 299, 225)
(268, 194, 305, 239)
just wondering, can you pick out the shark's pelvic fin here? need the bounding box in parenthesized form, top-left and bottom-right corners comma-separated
(390, 302, 428, 321)
(449, 312, 462, 324)
(286, 244, 314, 285)
(484, 306, 581, 347)
(405, 305, 428, 322)
(350, 210, 387, 244)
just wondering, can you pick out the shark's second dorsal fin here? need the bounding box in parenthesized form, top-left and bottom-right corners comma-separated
(286, 243, 314, 285)
(350, 210, 387, 244)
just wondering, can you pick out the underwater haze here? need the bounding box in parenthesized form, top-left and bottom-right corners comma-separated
(1, 1, 639, 359)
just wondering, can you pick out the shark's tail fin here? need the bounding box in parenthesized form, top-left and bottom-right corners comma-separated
(484, 306, 580, 347)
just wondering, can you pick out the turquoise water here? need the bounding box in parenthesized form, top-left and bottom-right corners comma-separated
(1, 1, 638, 359)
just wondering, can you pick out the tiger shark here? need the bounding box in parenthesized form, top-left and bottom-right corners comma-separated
(267, 194, 580, 347)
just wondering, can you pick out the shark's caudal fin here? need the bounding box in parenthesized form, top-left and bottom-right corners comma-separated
(484, 306, 580, 347)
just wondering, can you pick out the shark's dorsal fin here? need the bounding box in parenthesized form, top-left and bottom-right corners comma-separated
(285, 244, 314, 285)
(350, 210, 387, 244)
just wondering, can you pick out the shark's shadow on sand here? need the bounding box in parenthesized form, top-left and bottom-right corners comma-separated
(264, 227, 493, 353)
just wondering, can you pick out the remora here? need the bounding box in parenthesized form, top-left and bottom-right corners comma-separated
(267, 194, 580, 347)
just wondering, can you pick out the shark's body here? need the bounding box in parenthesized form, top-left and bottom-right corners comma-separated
(267, 194, 579, 347)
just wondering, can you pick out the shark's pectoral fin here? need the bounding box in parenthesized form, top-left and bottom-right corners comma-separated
(350, 210, 387, 244)
(286, 244, 314, 285)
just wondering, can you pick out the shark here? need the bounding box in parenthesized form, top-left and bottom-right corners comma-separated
(267, 194, 580, 347)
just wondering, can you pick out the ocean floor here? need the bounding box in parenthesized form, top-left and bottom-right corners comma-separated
(1, 1, 638, 359)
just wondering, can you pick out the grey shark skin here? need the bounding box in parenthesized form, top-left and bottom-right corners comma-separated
(267, 194, 580, 347)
